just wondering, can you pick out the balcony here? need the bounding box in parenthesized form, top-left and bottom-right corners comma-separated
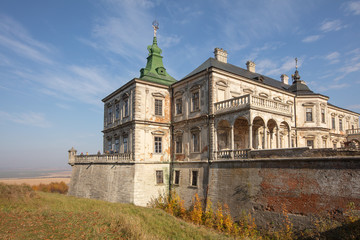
(74, 153, 133, 164)
(346, 128, 360, 135)
(214, 94, 292, 116)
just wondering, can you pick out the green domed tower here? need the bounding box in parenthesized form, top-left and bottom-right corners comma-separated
(139, 21, 176, 86)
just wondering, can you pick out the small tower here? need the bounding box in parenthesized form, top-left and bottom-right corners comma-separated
(139, 21, 176, 86)
(214, 48, 228, 63)
(68, 147, 77, 166)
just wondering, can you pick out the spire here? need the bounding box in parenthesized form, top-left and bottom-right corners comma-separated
(139, 21, 176, 86)
(292, 57, 301, 82)
(288, 57, 313, 95)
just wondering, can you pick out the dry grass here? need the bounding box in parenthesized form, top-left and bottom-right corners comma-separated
(0, 177, 70, 185)
(0, 183, 228, 240)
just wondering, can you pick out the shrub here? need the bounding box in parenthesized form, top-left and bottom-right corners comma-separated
(0, 183, 36, 199)
(32, 181, 68, 194)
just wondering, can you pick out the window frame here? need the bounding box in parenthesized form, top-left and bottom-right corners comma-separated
(123, 135, 128, 153)
(123, 98, 129, 118)
(156, 170, 164, 185)
(321, 109, 325, 123)
(154, 99, 163, 116)
(190, 170, 199, 187)
(115, 138, 120, 153)
(306, 108, 313, 122)
(306, 139, 314, 149)
(154, 136, 162, 153)
(191, 91, 200, 112)
(173, 170, 180, 185)
(175, 98, 182, 115)
(332, 117, 336, 130)
(175, 135, 183, 154)
(191, 131, 200, 153)
(339, 118, 343, 131)
(115, 103, 120, 120)
(107, 106, 113, 124)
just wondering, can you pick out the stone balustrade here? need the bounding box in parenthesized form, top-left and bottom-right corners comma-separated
(216, 149, 249, 160)
(346, 128, 360, 135)
(214, 94, 291, 115)
(74, 153, 133, 164)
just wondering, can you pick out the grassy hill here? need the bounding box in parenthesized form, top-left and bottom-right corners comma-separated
(0, 183, 230, 240)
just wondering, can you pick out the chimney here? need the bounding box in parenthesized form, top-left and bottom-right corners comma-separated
(246, 61, 256, 73)
(281, 74, 289, 84)
(214, 48, 228, 63)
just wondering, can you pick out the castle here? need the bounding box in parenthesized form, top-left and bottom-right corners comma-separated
(68, 24, 360, 226)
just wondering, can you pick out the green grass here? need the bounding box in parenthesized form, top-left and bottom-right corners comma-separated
(0, 184, 229, 240)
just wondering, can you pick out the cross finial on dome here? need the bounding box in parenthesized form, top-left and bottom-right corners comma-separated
(152, 20, 159, 37)
(295, 57, 298, 70)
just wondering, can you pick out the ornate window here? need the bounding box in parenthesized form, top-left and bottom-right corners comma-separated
(115, 138, 120, 153)
(307, 140, 314, 148)
(191, 170, 198, 187)
(175, 135, 182, 154)
(339, 119, 343, 131)
(122, 136, 128, 153)
(155, 99, 163, 116)
(173, 170, 180, 185)
(321, 109, 325, 123)
(124, 98, 129, 117)
(156, 170, 163, 184)
(332, 117, 336, 130)
(175, 98, 182, 115)
(192, 91, 200, 111)
(306, 108, 313, 122)
(154, 136, 162, 153)
(192, 132, 200, 152)
(115, 103, 120, 119)
(107, 107, 113, 124)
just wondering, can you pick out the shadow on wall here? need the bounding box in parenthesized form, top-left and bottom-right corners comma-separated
(299, 219, 360, 240)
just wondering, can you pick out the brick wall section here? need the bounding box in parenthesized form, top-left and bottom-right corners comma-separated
(207, 157, 360, 228)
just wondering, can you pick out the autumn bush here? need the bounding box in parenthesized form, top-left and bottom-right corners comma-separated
(0, 183, 36, 199)
(32, 181, 68, 194)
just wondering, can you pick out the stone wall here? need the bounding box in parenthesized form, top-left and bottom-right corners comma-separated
(68, 163, 135, 203)
(207, 157, 360, 229)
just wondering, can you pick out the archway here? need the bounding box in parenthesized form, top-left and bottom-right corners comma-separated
(267, 119, 278, 149)
(252, 117, 266, 149)
(279, 121, 291, 148)
(217, 120, 231, 151)
(234, 117, 249, 149)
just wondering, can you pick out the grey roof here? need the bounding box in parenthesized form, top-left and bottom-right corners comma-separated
(182, 57, 316, 95)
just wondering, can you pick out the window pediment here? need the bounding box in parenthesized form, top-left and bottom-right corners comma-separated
(122, 92, 129, 99)
(338, 114, 344, 118)
(216, 80, 228, 87)
(174, 90, 184, 97)
(273, 96, 282, 102)
(151, 130, 165, 136)
(259, 92, 268, 98)
(152, 92, 165, 98)
(243, 88, 253, 94)
(286, 100, 293, 105)
(302, 102, 315, 106)
(190, 84, 201, 91)
(190, 127, 201, 132)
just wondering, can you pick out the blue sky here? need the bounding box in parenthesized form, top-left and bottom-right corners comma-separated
(1, 0, 360, 170)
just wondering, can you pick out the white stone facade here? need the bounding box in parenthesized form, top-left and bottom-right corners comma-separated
(68, 47, 360, 207)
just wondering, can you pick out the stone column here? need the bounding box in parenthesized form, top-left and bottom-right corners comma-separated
(248, 124, 253, 149)
(214, 128, 218, 160)
(288, 128, 292, 148)
(277, 128, 280, 148)
(263, 126, 267, 149)
(230, 125, 234, 158)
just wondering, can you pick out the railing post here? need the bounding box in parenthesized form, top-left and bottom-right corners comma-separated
(249, 124, 253, 149)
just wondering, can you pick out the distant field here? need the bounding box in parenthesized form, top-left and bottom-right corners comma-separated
(0, 169, 71, 185)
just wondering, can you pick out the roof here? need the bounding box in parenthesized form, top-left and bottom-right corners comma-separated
(181, 57, 318, 96)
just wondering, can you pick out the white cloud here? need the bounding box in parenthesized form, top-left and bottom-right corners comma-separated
(317, 83, 349, 92)
(325, 51, 340, 64)
(260, 57, 299, 77)
(302, 35, 321, 43)
(0, 15, 54, 64)
(0, 111, 52, 128)
(344, 1, 360, 15)
(319, 19, 346, 32)
(347, 104, 360, 110)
